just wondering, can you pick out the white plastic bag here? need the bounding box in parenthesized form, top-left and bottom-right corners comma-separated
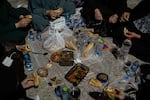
(43, 30, 65, 52)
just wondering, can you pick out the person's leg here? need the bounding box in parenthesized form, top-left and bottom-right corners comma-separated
(112, 22, 126, 47)
(31, 14, 49, 32)
(0, 29, 28, 44)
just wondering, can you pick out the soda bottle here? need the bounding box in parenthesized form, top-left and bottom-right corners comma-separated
(70, 83, 81, 100)
(118, 37, 132, 63)
(65, 12, 71, 27)
(61, 86, 70, 100)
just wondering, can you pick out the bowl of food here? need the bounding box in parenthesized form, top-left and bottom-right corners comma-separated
(96, 73, 108, 83)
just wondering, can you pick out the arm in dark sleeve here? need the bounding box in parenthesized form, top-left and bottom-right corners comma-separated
(16, 82, 26, 99)
(28, 0, 46, 16)
(115, 0, 130, 17)
(6, 0, 30, 18)
(84, 0, 99, 10)
(140, 33, 150, 41)
(0, 23, 16, 34)
(57, 0, 66, 8)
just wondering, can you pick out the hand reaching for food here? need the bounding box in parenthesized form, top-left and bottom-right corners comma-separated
(124, 27, 141, 39)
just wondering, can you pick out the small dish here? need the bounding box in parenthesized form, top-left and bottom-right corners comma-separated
(96, 73, 108, 83)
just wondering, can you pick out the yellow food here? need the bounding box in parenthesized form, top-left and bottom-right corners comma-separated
(25, 15, 32, 19)
(87, 31, 99, 39)
(32, 72, 40, 87)
(89, 78, 102, 88)
(105, 87, 116, 100)
(82, 42, 94, 57)
(65, 40, 77, 50)
(124, 27, 128, 34)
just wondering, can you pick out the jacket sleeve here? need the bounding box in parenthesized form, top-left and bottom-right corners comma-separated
(115, 0, 130, 17)
(140, 33, 150, 41)
(0, 1, 16, 34)
(57, 0, 66, 8)
(28, 0, 46, 16)
(6, 0, 30, 18)
(130, 0, 150, 40)
(0, 23, 16, 34)
(16, 82, 26, 99)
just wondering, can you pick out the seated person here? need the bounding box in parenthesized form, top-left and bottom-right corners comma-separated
(113, 64, 150, 100)
(81, 0, 126, 28)
(28, 0, 76, 32)
(0, 44, 34, 100)
(0, 0, 32, 45)
(112, 0, 150, 62)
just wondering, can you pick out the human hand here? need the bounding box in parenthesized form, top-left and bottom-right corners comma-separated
(55, 8, 64, 17)
(47, 10, 58, 19)
(114, 88, 126, 100)
(120, 12, 130, 22)
(21, 76, 34, 89)
(124, 31, 141, 39)
(109, 14, 118, 23)
(19, 15, 24, 19)
(15, 17, 32, 28)
(94, 8, 103, 21)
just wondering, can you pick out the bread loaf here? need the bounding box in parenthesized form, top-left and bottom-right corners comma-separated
(82, 42, 94, 57)
(32, 72, 40, 87)
(25, 15, 32, 19)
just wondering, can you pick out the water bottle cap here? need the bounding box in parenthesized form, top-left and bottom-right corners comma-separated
(99, 39, 104, 44)
(124, 75, 129, 80)
(24, 54, 29, 59)
(63, 87, 68, 92)
(29, 31, 33, 34)
(127, 37, 132, 40)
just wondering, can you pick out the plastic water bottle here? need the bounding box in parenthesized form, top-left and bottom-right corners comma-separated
(29, 31, 34, 42)
(118, 37, 132, 63)
(130, 60, 139, 72)
(23, 54, 33, 71)
(95, 39, 104, 57)
(65, 12, 71, 27)
(61, 86, 70, 100)
(36, 32, 42, 41)
(70, 83, 80, 100)
(125, 60, 139, 78)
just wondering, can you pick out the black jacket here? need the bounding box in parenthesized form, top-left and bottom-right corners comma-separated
(0, 0, 30, 43)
